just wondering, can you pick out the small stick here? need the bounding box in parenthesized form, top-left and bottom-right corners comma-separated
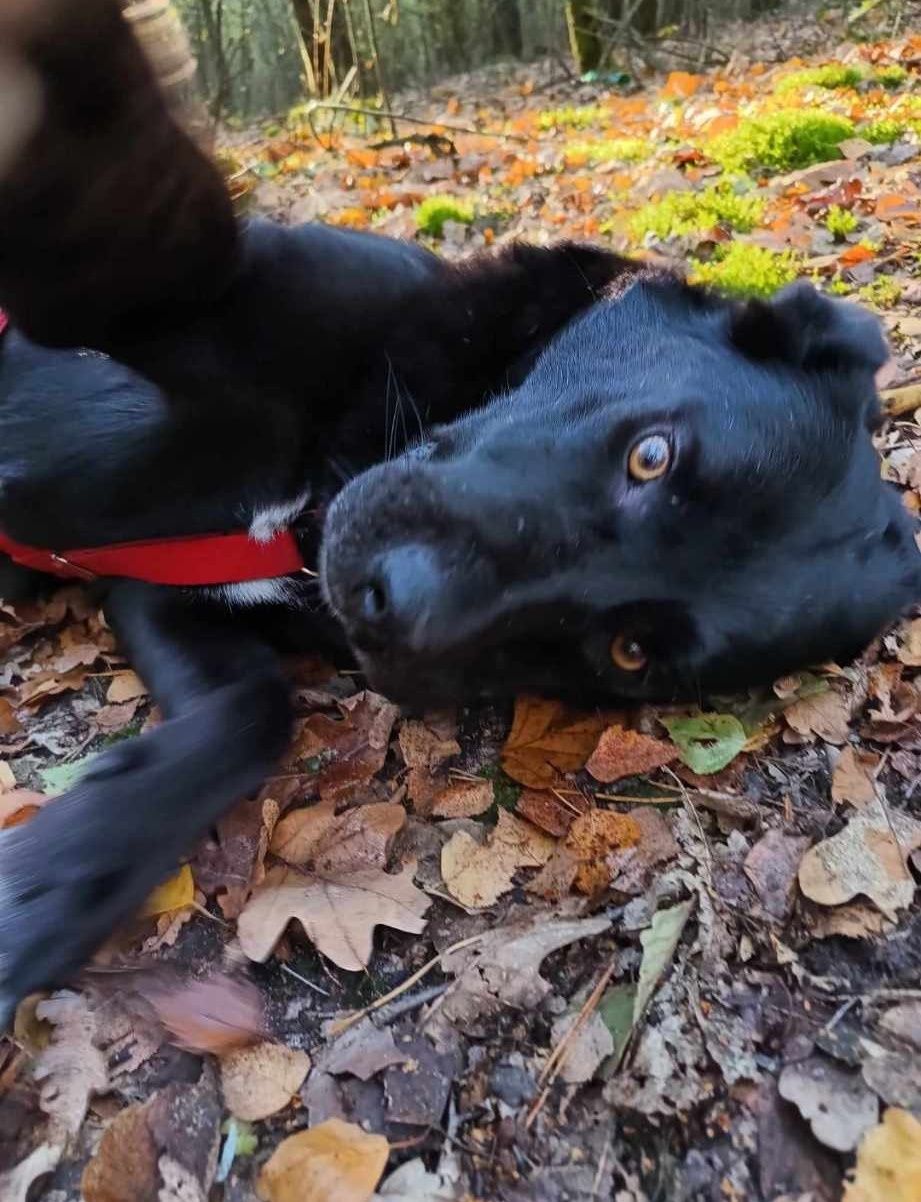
(525, 952, 619, 1129)
(326, 932, 488, 1037)
(305, 100, 529, 143)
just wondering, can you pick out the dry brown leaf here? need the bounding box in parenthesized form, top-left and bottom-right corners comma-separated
(94, 699, 142, 732)
(220, 1041, 311, 1121)
(194, 794, 281, 920)
(744, 830, 811, 922)
(784, 686, 853, 745)
(238, 861, 431, 971)
(832, 746, 880, 808)
(585, 724, 676, 783)
(105, 670, 148, 704)
(318, 1017, 407, 1080)
(844, 1108, 921, 1202)
(564, 809, 641, 894)
(896, 618, 921, 667)
(33, 992, 109, 1139)
(0, 696, 22, 735)
(0, 786, 46, 828)
(501, 696, 610, 788)
(440, 810, 554, 908)
(798, 794, 921, 919)
(147, 974, 266, 1054)
(516, 788, 588, 837)
(271, 801, 405, 874)
(605, 807, 679, 895)
(810, 902, 892, 940)
(81, 1101, 158, 1202)
(291, 691, 398, 801)
(397, 719, 459, 769)
(257, 1119, 389, 1202)
(18, 665, 88, 707)
(430, 779, 494, 819)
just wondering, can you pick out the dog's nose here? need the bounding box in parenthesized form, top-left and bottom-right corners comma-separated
(355, 544, 441, 647)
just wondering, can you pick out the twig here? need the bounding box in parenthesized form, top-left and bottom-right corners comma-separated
(370, 982, 448, 1025)
(525, 953, 619, 1129)
(326, 932, 488, 1037)
(304, 101, 529, 143)
(281, 962, 331, 997)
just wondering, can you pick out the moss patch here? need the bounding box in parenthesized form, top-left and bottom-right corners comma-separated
(691, 242, 801, 298)
(860, 117, 910, 144)
(630, 182, 764, 241)
(825, 204, 858, 240)
(857, 275, 902, 307)
(566, 137, 652, 164)
(414, 194, 475, 237)
(775, 64, 864, 94)
(538, 104, 606, 130)
(708, 109, 855, 173)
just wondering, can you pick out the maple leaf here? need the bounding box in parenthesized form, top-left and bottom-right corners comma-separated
(501, 696, 611, 788)
(237, 861, 431, 971)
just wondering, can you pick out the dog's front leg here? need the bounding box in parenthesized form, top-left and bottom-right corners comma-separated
(0, 581, 291, 1025)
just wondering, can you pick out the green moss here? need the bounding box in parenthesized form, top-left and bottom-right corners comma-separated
(861, 117, 909, 143)
(874, 64, 909, 89)
(708, 109, 855, 173)
(567, 136, 652, 164)
(775, 63, 864, 94)
(414, 194, 475, 237)
(538, 104, 606, 130)
(480, 764, 521, 813)
(857, 275, 902, 307)
(630, 182, 764, 241)
(691, 242, 801, 298)
(825, 204, 858, 240)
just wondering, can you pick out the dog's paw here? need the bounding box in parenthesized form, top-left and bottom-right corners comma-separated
(0, 809, 152, 1028)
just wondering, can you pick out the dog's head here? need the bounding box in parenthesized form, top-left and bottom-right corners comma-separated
(321, 273, 921, 706)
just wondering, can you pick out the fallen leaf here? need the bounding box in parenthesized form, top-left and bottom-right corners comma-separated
(147, 973, 266, 1054)
(81, 1101, 159, 1202)
(431, 915, 611, 1039)
(372, 1157, 457, 1201)
(549, 1009, 614, 1084)
(441, 810, 554, 907)
(784, 684, 853, 744)
(661, 713, 746, 774)
(605, 807, 680, 895)
(515, 788, 588, 836)
(430, 779, 494, 819)
(291, 691, 399, 802)
(880, 1001, 921, 1050)
(397, 719, 459, 769)
(881, 382, 921, 417)
(140, 863, 194, 918)
(319, 1017, 407, 1080)
(743, 830, 811, 922)
(33, 991, 109, 1140)
(271, 801, 405, 874)
(798, 793, 921, 918)
(39, 752, 96, 796)
(18, 665, 88, 707)
(221, 1042, 311, 1121)
(195, 794, 281, 920)
(105, 670, 147, 704)
(257, 1119, 389, 1202)
(844, 1108, 921, 1202)
(585, 724, 676, 783)
(779, 1057, 878, 1152)
(563, 808, 641, 894)
(0, 786, 46, 828)
(0, 696, 22, 734)
(896, 617, 921, 667)
(832, 746, 880, 808)
(861, 1047, 921, 1113)
(238, 861, 431, 971)
(501, 696, 609, 788)
(810, 902, 892, 940)
(634, 900, 695, 1025)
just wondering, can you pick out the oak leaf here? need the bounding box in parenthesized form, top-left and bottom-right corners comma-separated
(238, 861, 431, 971)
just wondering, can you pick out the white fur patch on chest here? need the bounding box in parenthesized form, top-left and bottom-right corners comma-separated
(248, 488, 312, 544)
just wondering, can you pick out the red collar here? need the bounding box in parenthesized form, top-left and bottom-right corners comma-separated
(0, 309, 307, 587)
(0, 527, 306, 586)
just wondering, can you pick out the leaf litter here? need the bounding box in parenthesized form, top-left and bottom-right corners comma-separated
(6, 21, 921, 1201)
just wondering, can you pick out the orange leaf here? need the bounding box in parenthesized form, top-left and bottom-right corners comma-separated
(839, 243, 876, 266)
(500, 696, 610, 788)
(258, 1120, 389, 1202)
(585, 724, 677, 784)
(662, 71, 702, 99)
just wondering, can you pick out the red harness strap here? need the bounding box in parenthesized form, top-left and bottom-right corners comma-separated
(0, 528, 307, 586)
(0, 308, 307, 586)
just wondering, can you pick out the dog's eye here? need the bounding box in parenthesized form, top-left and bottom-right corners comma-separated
(627, 434, 671, 482)
(611, 633, 648, 672)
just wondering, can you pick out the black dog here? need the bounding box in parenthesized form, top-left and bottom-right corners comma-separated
(0, 0, 917, 1021)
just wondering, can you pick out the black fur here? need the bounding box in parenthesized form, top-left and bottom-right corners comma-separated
(0, 1, 917, 1019)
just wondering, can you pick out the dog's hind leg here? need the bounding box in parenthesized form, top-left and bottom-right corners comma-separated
(0, 581, 291, 1025)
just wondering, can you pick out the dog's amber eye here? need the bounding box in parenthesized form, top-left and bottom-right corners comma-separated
(628, 434, 671, 482)
(611, 633, 647, 672)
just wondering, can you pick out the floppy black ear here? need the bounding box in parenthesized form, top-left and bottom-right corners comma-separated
(729, 279, 889, 372)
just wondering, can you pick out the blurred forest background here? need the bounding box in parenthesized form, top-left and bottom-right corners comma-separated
(172, 0, 789, 118)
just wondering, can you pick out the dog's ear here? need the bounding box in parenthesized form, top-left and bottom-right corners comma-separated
(729, 280, 889, 373)
(0, 0, 238, 351)
(404, 242, 636, 402)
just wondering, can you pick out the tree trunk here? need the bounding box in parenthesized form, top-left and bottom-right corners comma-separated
(565, 0, 603, 72)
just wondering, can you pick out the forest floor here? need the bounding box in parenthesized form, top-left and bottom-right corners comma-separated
(4, 10, 921, 1202)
